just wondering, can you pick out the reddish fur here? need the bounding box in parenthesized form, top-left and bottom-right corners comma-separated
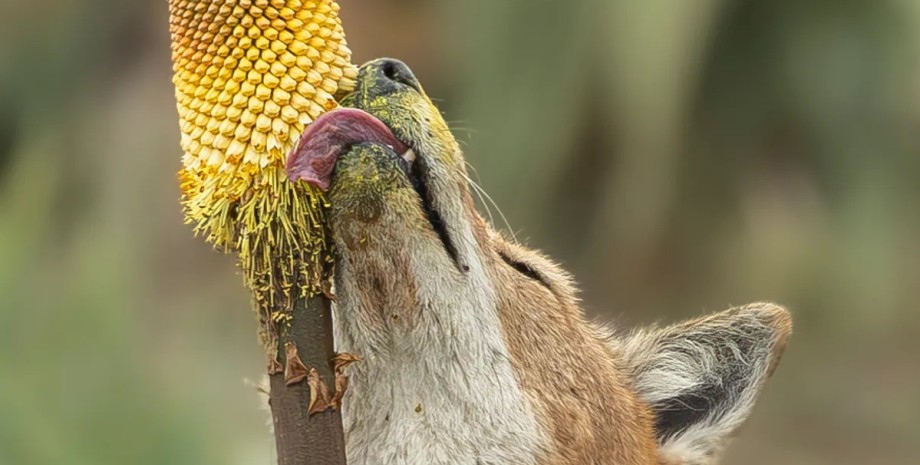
(458, 194, 660, 464)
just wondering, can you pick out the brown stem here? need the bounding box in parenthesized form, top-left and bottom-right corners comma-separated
(269, 295, 347, 465)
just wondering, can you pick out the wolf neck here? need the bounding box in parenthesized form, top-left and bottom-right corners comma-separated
(332, 221, 544, 464)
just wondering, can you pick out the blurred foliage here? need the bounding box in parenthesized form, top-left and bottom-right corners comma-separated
(0, 1, 918, 464)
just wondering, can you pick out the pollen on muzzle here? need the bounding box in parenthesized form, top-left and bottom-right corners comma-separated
(168, 0, 358, 343)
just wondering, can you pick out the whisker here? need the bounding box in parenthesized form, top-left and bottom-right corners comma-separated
(464, 172, 496, 228)
(477, 178, 517, 241)
(422, 122, 515, 239)
(433, 125, 476, 136)
(462, 163, 517, 241)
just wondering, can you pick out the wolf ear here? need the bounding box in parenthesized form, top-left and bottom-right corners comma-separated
(620, 303, 792, 465)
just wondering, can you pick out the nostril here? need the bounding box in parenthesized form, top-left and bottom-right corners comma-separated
(377, 58, 421, 93)
(382, 60, 398, 81)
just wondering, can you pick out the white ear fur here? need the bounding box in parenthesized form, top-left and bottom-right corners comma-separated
(620, 303, 791, 465)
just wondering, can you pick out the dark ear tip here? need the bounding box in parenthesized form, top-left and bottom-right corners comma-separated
(740, 302, 793, 375)
(745, 302, 792, 339)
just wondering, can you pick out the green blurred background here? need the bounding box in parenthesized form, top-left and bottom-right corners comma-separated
(1, 1, 918, 464)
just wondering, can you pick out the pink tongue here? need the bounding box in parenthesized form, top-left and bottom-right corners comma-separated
(286, 108, 408, 190)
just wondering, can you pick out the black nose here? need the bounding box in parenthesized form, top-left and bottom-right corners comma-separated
(372, 58, 422, 93)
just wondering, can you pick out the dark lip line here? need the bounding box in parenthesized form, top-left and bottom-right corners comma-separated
(389, 132, 463, 273)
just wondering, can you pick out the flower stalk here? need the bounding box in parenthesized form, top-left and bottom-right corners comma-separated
(168, 1, 357, 463)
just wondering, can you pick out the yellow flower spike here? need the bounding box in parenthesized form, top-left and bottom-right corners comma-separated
(168, 0, 357, 349)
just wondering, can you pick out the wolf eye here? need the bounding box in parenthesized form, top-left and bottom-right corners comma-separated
(498, 251, 548, 288)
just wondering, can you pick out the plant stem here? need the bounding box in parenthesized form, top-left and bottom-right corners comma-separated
(269, 295, 346, 465)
